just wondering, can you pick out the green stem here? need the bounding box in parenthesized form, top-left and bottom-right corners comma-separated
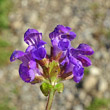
(45, 88, 55, 110)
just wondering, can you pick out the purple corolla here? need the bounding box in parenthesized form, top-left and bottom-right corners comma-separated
(10, 29, 46, 83)
(24, 29, 47, 60)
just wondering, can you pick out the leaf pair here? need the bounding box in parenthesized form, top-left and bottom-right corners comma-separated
(40, 82, 64, 96)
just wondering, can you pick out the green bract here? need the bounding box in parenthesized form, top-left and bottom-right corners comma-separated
(48, 60, 60, 77)
(54, 83, 64, 93)
(40, 60, 64, 96)
(40, 82, 52, 96)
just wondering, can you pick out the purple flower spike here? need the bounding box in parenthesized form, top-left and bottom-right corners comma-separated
(10, 50, 25, 62)
(32, 47, 46, 60)
(10, 25, 94, 84)
(77, 43, 94, 55)
(58, 39, 71, 51)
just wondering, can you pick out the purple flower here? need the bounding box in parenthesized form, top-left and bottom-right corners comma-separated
(63, 43, 93, 82)
(62, 53, 85, 83)
(10, 25, 94, 84)
(10, 29, 48, 83)
(24, 29, 47, 60)
(10, 49, 42, 83)
(69, 43, 94, 67)
(49, 25, 94, 83)
(49, 25, 76, 60)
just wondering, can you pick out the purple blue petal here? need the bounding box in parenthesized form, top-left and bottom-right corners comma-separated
(32, 47, 46, 60)
(19, 64, 35, 83)
(77, 43, 94, 55)
(76, 55, 92, 67)
(10, 50, 25, 62)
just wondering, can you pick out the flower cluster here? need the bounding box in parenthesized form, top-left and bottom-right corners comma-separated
(10, 25, 94, 84)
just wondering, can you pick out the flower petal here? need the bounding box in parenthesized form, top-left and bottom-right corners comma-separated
(19, 64, 35, 83)
(25, 45, 35, 53)
(77, 43, 94, 55)
(76, 55, 92, 67)
(28, 60, 37, 69)
(69, 55, 79, 65)
(10, 50, 25, 62)
(56, 25, 71, 34)
(49, 25, 71, 39)
(51, 37, 59, 46)
(32, 47, 46, 60)
(24, 29, 38, 39)
(69, 48, 79, 57)
(61, 31, 76, 41)
(73, 64, 84, 83)
(51, 45, 62, 57)
(49, 30, 58, 39)
(24, 29, 42, 45)
(37, 40, 47, 48)
(64, 62, 74, 73)
(58, 39, 71, 51)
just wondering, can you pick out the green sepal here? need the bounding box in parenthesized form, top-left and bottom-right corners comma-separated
(54, 82, 64, 93)
(40, 82, 52, 96)
(49, 60, 60, 77)
(42, 66, 48, 76)
(51, 76, 57, 83)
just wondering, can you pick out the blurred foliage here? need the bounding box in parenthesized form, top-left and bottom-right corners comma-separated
(0, 38, 13, 66)
(11, 86, 20, 95)
(0, 38, 10, 47)
(84, 68, 89, 76)
(106, 30, 110, 39)
(86, 98, 110, 110)
(0, 97, 16, 110)
(0, 0, 12, 30)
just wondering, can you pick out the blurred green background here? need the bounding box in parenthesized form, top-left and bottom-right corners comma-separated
(0, 0, 110, 110)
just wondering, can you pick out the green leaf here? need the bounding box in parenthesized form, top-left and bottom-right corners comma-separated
(40, 82, 52, 96)
(55, 82, 64, 93)
(48, 60, 60, 77)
